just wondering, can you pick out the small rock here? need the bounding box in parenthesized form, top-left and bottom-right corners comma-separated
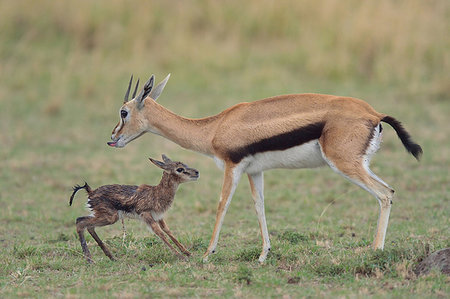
(414, 248, 450, 276)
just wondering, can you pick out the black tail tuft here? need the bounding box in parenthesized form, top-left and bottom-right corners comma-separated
(381, 116, 423, 160)
(69, 182, 91, 206)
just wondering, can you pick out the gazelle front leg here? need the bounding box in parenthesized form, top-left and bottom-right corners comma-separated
(203, 164, 242, 262)
(248, 172, 271, 263)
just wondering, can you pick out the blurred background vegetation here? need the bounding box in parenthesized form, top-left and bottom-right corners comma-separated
(0, 0, 448, 297)
(2, 0, 448, 106)
(1, 0, 448, 190)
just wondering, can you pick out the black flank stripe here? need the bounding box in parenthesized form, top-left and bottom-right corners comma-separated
(228, 122, 325, 163)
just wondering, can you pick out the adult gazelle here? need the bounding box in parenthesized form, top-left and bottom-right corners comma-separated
(109, 74, 422, 263)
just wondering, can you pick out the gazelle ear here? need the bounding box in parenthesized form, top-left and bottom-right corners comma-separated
(149, 157, 167, 170)
(136, 75, 154, 109)
(161, 154, 172, 164)
(149, 74, 170, 101)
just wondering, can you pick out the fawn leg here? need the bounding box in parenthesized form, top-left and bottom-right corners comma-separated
(121, 217, 126, 244)
(76, 216, 94, 263)
(87, 227, 115, 261)
(86, 212, 119, 261)
(141, 212, 186, 260)
(158, 219, 191, 256)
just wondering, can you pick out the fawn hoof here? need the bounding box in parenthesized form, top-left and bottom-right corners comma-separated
(179, 254, 188, 261)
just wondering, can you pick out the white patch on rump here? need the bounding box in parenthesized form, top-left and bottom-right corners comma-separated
(363, 124, 391, 188)
(118, 210, 141, 220)
(244, 139, 326, 174)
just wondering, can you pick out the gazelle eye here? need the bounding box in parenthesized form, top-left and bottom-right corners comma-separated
(121, 110, 128, 118)
(176, 168, 184, 173)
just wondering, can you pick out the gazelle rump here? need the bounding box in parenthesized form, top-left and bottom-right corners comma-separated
(69, 154, 199, 263)
(109, 74, 422, 263)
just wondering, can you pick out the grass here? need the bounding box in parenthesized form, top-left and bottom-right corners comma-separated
(1, 0, 449, 297)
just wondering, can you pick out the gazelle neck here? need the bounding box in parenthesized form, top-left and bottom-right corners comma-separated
(144, 101, 218, 155)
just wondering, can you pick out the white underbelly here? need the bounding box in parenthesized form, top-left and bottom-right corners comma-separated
(118, 210, 141, 220)
(117, 211, 164, 221)
(243, 139, 326, 174)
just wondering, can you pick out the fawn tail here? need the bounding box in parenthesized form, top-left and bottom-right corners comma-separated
(69, 182, 91, 206)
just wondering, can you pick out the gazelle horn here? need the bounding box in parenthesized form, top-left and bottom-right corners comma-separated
(124, 75, 133, 103)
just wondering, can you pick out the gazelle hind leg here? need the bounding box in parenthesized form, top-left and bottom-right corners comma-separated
(366, 172, 394, 250)
(248, 172, 271, 263)
(323, 155, 394, 249)
(319, 122, 394, 249)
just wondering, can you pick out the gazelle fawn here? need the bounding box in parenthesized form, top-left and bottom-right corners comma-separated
(108, 74, 422, 263)
(69, 154, 199, 263)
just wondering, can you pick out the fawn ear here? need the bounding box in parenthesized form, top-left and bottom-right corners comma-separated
(149, 74, 170, 101)
(149, 157, 167, 170)
(161, 154, 172, 164)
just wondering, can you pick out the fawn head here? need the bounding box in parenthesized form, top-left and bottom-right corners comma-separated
(149, 154, 199, 183)
(108, 74, 170, 148)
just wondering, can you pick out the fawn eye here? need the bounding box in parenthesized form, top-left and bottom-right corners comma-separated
(176, 168, 184, 173)
(121, 110, 128, 118)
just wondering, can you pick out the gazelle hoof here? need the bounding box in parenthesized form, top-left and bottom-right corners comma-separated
(202, 254, 210, 263)
(258, 254, 268, 263)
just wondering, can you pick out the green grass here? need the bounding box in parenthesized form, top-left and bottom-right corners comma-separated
(1, 0, 449, 297)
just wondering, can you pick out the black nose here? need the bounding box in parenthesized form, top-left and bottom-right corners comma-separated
(195, 170, 199, 175)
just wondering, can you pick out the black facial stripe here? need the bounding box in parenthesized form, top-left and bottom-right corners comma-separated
(228, 122, 325, 163)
